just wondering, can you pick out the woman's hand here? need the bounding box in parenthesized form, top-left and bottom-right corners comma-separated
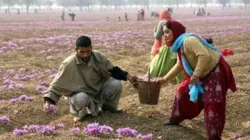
(156, 77, 167, 85)
(190, 75, 199, 84)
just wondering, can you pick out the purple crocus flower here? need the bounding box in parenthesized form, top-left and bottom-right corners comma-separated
(0, 116, 11, 124)
(15, 83, 25, 89)
(40, 125, 56, 135)
(39, 81, 49, 87)
(23, 125, 41, 132)
(19, 68, 25, 73)
(137, 133, 153, 140)
(83, 123, 101, 136)
(116, 127, 137, 137)
(100, 125, 113, 134)
(56, 123, 64, 129)
(70, 127, 80, 135)
(48, 104, 56, 114)
(13, 128, 28, 136)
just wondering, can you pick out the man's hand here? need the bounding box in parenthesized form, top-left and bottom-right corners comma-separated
(127, 74, 139, 89)
(43, 101, 50, 112)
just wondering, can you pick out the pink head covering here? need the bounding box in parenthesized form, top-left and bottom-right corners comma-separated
(159, 10, 172, 20)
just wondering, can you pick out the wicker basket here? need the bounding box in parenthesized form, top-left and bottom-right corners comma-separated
(137, 75, 161, 105)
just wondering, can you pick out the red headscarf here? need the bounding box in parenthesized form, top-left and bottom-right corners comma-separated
(165, 20, 186, 46)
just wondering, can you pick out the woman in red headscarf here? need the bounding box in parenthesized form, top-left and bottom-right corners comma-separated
(149, 9, 183, 82)
(158, 20, 237, 140)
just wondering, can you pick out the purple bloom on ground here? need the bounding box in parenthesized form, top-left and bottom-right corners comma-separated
(116, 127, 137, 137)
(39, 81, 49, 87)
(8, 84, 15, 90)
(83, 123, 101, 136)
(36, 85, 47, 94)
(18, 95, 32, 101)
(24, 125, 41, 132)
(137, 133, 153, 140)
(10, 98, 19, 104)
(56, 123, 64, 129)
(48, 104, 56, 114)
(15, 83, 25, 89)
(10, 95, 33, 104)
(100, 125, 113, 134)
(19, 68, 25, 73)
(7, 69, 15, 74)
(70, 127, 80, 135)
(49, 74, 56, 79)
(13, 128, 28, 136)
(40, 125, 56, 135)
(0, 116, 11, 124)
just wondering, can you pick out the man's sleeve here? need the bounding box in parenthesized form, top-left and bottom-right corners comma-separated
(43, 62, 66, 104)
(99, 53, 128, 81)
(109, 66, 128, 81)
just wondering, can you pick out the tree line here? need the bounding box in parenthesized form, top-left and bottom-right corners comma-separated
(0, 0, 249, 13)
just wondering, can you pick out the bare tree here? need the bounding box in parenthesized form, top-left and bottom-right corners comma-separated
(217, 0, 231, 9)
(2, 0, 16, 14)
(98, 0, 109, 11)
(241, 0, 250, 9)
(19, 0, 37, 14)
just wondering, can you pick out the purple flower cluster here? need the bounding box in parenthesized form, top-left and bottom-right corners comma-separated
(40, 125, 56, 135)
(83, 123, 114, 136)
(1, 73, 26, 90)
(117, 127, 137, 137)
(13, 125, 56, 136)
(23, 125, 41, 132)
(55, 123, 65, 129)
(70, 127, 80, 135)
(137, 133, 153, 140)
(83, 123, 102, 136)
(13, 128, 28, 136)
(10, 94, 33, 104)
(100, 125, 113, 134)
(0, 116, 11, 124)
(36, 80, 49, 94)
(48, 104, 56, 114)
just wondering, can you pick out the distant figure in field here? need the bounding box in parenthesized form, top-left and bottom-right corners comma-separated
(125, 13, 129, 21)
(69, 13, 76, 21)
(194, 7, 206, 16)
(34, 9, 38, 14)
(118, 16, 121, 21)
(106, 16, 109, 21)
(5, 9, 10, 14)
(140, 9, 145, 20)
(137, 11, 141, 21)
(61, 11, 65, 21)
(17, 9, 20, 15)
(151, 11, 159, 18)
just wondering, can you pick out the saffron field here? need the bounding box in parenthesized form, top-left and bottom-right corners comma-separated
(0, 7, 250, 140)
